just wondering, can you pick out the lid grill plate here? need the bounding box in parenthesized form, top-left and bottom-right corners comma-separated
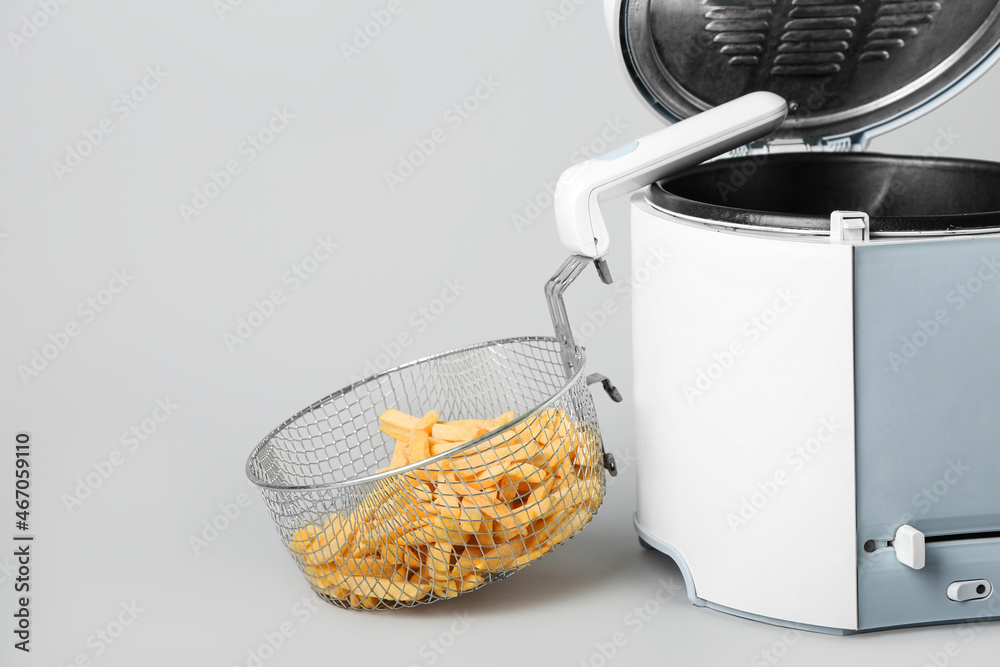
(623, 0, 1000, 142)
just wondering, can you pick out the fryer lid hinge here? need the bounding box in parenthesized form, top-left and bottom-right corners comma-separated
(722, 133, 866, 159)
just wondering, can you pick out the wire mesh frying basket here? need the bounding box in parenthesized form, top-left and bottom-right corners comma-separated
(246, 256, 620, 610)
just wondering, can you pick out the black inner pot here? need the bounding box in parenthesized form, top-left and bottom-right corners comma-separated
(650, 153, 1000, 234)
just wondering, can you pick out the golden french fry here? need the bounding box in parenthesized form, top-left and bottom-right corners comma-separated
(428, 514, 466, 545)
(430, 441, 458, 457)
(431, 487, 464, 520)
(289, 524, 320, 555)
(445, 566, 481, 596)
(543, 508, 592, 551)
(389, 439, 409, 469)
(302, 514, 355, 566)
(379, 422, 411, 440)
(408, 430, 431, 462)
(431, 422, 484, 443)
(413, 410, 440, 434)
(457, 502, 486, 535)
(327, 556, 399, 584)
(307, 406, 604, 608)
(440, 418, 494, 431)
(380, 409, 420, 431)
(462, 488, 500, 520)
(343, 576, 431, 603)
(426, 542, 454, 576)
(303, 562, 335, 588)
(394, 522, 436, 547)
(492, 411, 516, 428)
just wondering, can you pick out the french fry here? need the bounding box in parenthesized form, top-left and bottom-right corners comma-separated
(303, 562, 335, 589)
(493, 411, 516, 427)
(431, 422, 483, 443)
(395, 522, 436, 547)
(427, 542, 454, 576)
(379, 422, 412, 440)
(407, 430, 431, 463)
(302, 514, 355, 566)
(380, 409, 420, 431)
(288, 405, 603, 609)
(439, 418, 494, 431)
(430, 441, 458, 457)
(413, 410, 440, 434)
(389, 439, 409, 469)
(427, 513, 466, 545)
(325, 556, 399, 586)
(289, 524, 320, 555)
(344, 576, 432, 603)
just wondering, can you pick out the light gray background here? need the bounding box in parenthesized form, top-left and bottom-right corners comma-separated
(2, 0, 1000, 665)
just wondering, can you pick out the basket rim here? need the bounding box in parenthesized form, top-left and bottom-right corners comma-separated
(244, 336, 587, 492)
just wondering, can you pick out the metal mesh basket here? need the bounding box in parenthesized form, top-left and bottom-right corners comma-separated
(246, 335, 614, 610)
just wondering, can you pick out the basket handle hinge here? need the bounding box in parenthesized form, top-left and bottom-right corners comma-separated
(587, 373, 623, 403)
(603, 452, 618, 477)
(545, 254, 613, 377)
(586, 373, 621, 477)
(547, 255, 621, 478)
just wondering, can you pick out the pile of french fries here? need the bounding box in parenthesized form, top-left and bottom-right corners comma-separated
(285, 406, 603, 609)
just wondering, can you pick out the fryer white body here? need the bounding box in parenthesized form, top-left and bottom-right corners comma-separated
(629, 195, 860, 631)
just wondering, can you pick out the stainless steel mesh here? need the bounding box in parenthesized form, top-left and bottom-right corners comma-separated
(246, 336, 608, 610)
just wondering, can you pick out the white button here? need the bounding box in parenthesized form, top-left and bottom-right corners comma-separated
(947, 580, 992, 602)
(894, 525, 925, 569)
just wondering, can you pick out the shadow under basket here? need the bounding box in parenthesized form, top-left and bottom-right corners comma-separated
(245, 336, 616, 610)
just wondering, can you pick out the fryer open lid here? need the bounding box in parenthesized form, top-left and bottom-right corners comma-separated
(612, 0, 1000, 148)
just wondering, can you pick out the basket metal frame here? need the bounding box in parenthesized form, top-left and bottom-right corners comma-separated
(246, 336, 594, 492)
(243, 255, 623, 609)
(246, 254, 621, 492)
